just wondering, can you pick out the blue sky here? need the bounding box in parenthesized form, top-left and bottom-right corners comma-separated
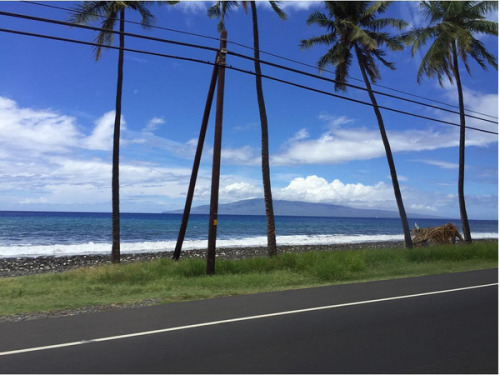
(0, 1, 497, 219)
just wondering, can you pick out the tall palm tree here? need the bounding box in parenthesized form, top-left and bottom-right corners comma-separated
(208, 1, 287, 257)
(300, 1, 413, 248)
(70, 1, 171, 263)
(403, 1, 498, 243)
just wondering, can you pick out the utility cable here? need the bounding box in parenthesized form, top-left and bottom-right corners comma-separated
(1, 9, 496, 127)
(0, 10, 219, 53)
(226, 64, 497, 135)
(0, 25, 496, 136)
(24, 0, 222, 44)
(22, 0, 498, 121)
(227, 49, 498, 126)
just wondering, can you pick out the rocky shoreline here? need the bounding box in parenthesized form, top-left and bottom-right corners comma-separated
(0, 241, 408, 278)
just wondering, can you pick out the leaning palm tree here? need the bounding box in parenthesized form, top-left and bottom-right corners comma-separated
(208, 1, 287, 257)
(403, 1, 498, 243)
(70, 1, 174, 263)
(300, 1, 413, 248)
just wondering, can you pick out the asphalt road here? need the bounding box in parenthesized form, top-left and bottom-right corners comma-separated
(1, 269, 497, 373)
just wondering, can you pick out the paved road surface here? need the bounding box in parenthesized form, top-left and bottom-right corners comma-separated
(1, 269, 497, 373)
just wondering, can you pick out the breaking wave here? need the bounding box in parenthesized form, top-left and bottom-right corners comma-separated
(0, 232, 497, 258)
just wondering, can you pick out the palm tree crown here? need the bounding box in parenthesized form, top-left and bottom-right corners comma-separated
(404, 1, 498, 86)
(208, 1, 286, 33)
(70, 1, 156, 60)
(300, 1, 407, 91)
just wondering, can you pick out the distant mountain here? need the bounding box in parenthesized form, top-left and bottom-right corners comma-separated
(165, 198, 438, 219)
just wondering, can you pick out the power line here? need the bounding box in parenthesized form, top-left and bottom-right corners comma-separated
(0, 27, 215, 67)
(24, 1, 222, 44)
(227, 49, 498, 126)
(23, 0, 498, 121)
(2, 9, 497, 128)
(0, 25, 496, 136)
(227, 65, 498, 135)
(230, 42, 499, 122)
(0, 10, 219, 54)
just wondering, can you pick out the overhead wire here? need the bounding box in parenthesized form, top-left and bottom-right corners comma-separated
(22, 0, 499, 121)
(1, 9, 497, 128)
(0, 16, 496, 135)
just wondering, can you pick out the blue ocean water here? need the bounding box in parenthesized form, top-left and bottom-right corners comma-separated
(0, 211, 497, 258)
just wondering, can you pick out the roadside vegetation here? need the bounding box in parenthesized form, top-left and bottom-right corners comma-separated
(0, 241, 497, 316)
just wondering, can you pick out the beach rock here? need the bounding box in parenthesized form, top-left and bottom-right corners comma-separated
(0, 242, 410, 278)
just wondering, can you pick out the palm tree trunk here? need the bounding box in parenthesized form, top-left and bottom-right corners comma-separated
(250, 1, 277, 257)
(111, 9, 125, 263)
(452, 43, 472, 243)
(355, 46, 413, 249)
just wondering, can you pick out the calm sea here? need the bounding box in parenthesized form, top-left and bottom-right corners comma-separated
(0, 211, 497, 258)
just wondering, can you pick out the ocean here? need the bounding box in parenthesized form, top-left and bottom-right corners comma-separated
(0, 211, 497, 258)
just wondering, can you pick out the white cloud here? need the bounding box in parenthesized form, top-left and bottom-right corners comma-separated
(409, 203, 438, 212)
(143, 116, 165, 134)
(221, 145, 261, 165)
(272, 112, 496, 166)
(83, 111, 124, 151)
(220, 182, 262, 200)
(414, 159, 459, 169)
(287, 128, 310, 142)
(260, 1, 320, 12)
(275, 175, 395, 207)
(172, 1, 209, 14)
(317, 113, 355, 129)
(0, 96, 82, 155)
(0, 98, 134, 156)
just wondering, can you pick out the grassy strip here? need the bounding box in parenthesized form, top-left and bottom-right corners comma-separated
(0, 241, 497, 316)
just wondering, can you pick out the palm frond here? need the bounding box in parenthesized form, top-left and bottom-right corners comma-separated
(420, 1, 445, 24)
(367, 30, 405, 51)
(417, 32, 454, 85)
(69, 1, 107, 25)
(467, 37, 498, 70)
(372, 48, 395, 70)
(306, 11, 335, 31)
(403, 25, 439, 56)
(269, 1, 287, 20)
(207, 2, 222, 18)
(302, 0, 403, 88)
(316, 43, 352, 92)
(369, 17, 408, 32)
(364, 1, 390, 17)
(410, 0, 498, 82)
(208, 1, 239, 34)
(348, 24, 377, 49)
(299, 33, 336, 50)
(131, 2, 156, 29)
(95, 8, 119, 60)
(466, 19, 498, 35)
(470, 1, 498, 16)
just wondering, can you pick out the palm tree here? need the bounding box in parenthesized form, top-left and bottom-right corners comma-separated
(300, 1, 413, 249)
(208, 1, 287, 257)
(403, 1, 498, 243)
(70, 1, 173, 263)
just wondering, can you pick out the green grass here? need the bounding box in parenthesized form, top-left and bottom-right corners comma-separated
(1, 241, 497, 316)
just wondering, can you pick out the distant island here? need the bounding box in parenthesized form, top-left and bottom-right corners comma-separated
(164, 198, 439, 219)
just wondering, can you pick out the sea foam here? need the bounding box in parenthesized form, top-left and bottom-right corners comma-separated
(0, 232, 497, 258)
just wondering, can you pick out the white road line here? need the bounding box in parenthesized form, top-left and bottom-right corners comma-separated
(1, 282, 497, 357)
